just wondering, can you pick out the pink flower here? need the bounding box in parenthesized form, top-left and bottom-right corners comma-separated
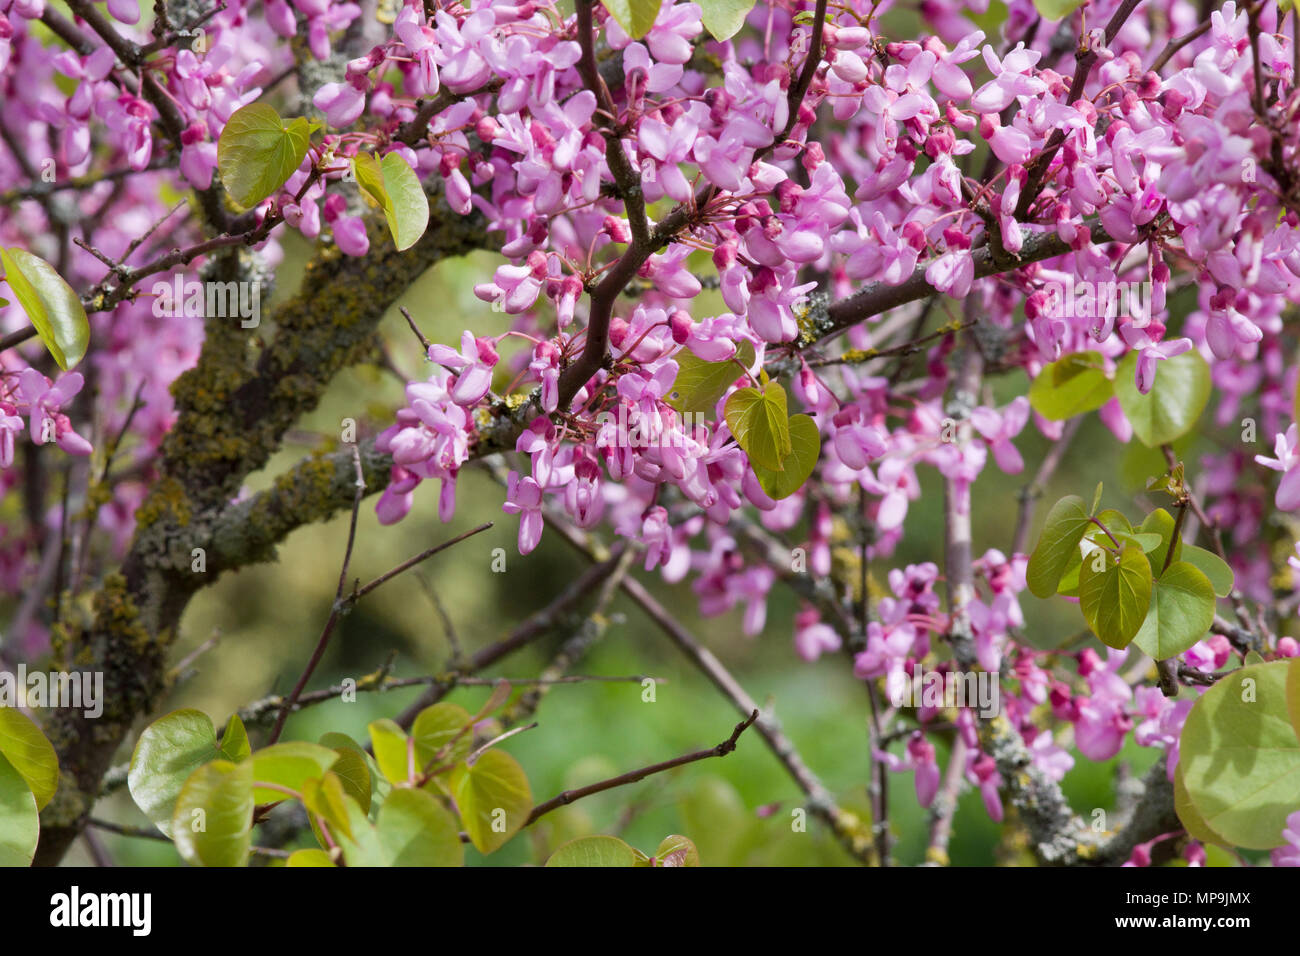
(502, 471, 544, 555)
(428, 331, 499, 406)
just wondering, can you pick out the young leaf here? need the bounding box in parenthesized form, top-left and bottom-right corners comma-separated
(0, 247, 90, 370)
(654, 833, 700, 867)
(450, 748, 532, 854)
(1181, 544, 1233, 598)
(217, 102, 313, 208)
(750, 413, 821, 499)
(1090, 482, 1104, 515)
(0, 755, 39, 867)
(367, 718, 412, 785)
(324, 744, 372, 814)
(218, 713, 251, 763)
(412, 702, 474, 762)
(376, 788, 464, 866)
(249, 741, 338, 805)
(303, 772, 356, 842)
(1026, 495, 1092, 598)
(0, 708, 59, 811)
(546, 834, 639, 867)
(1179, 662, 1300, 849)
(1027, 351, 1112, 420)
(1079, 543, 1153, 649)
(129, 709, 227, 837)
(666, 340, 756, 413)
(1114, 349, 1211, 447)
(353, 152, 430, 251)
(725, 380, 792, 470)
(698, 0, 758, 40)
(171, 759, 254, 867)
(1132, 561, 1217, 660)
(601, 0, 660, 39)
(1139, 507, 1182, 575)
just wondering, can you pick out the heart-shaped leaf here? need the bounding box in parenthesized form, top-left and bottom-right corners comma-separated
(751, 413, 820, 499)
(1114, 349, 1211, 447)
(129, 709, 228, 837)
(667, 341, 756, 413)
(376, 788, 463, 866)
(450, 748, 532, 854)
(1079, 542, 1152, 649)
(171, 759, 254, 867)
(1026, 495, 1092, 598)
(218, 103, 313, 208)
(353, 152, 430, 251)
(725, 380, 792, 470)
(250, 741, 338, 805)
(1132, 560, 1217, 660)
(1027, 351, 1112, 420)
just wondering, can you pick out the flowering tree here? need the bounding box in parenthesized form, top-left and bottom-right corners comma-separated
(2, 0, 1300, 868)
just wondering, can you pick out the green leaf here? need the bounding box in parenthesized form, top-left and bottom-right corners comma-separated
(666, 341, 756, 413)
(0, 754, 39, 867)
(1181, 544, 1233, 598)
(1286, 658, 1300, 743)
(654, 833, 700, 867)
(1114, 349, 1211, 447)
(286, 848, 335, 867)
(334, 796, 388, 866)
(1138, 507, 1182, 576)
(0, 708, 58, 811)
(1032, 0, 1086, 20)
(129, 709, 227, 837)
(171, 759, 254, 867)
(697, 0, 757, 40)
(353, 151, 430, 251)
(1179, 661, 1300, 849)
(1057, 511, 1132, 597)
(1113, 531, 1163, 554)
(1174, 763, 1231, 847)
(450, 748, 532, 854)
(376, 788, 463, 866)
(1027, 351, 1112, 421)
(250, 742, 338, 805)
(1079, 543, 1153, 649)
(218, 713, 250, 763)
(1026, 495, 1092, 598)
(217, 102, 313, 208)
(546, 834, 639, 867)
(751, 413, 820, 500)
(327, 746, 372, 814)
(1132, 561, 1217, 660)
(725, 380, 792, 470)
(368, 718, 413, 785)
(0, 247, 90, 370)
(601, 0, 660, 38)
(303, 772, 355, 842)
(1090, 482, 1104, 515)
(412, 702, 474, 771)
